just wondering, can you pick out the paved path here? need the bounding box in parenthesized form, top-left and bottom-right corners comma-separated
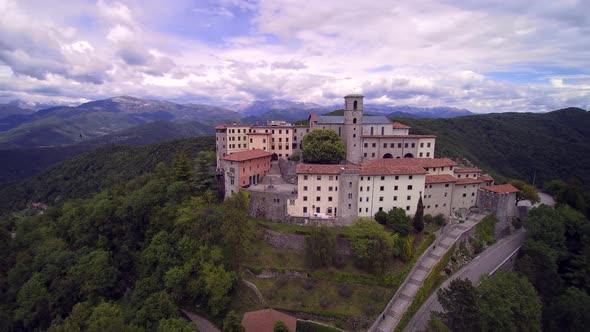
(180, 309, 222, 332)
(369, 213, 487, 332)
(403, 229, 527, 332)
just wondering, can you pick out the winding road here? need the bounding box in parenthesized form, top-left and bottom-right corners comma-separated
(403, 229, 527, 332)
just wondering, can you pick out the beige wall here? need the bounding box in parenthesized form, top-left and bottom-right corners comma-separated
(424, 182, 454, 216)
(357, 174, 426, 217)
(226, 126, 251, 154)
(416, 138, 436, 158)
(451, 183, 481, 210)
(288, 173, 341, 217)
(248, 134, 270, 151)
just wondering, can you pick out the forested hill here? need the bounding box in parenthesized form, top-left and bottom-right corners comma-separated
(0, 136, 215, 215)
(396, 108, 590, 188)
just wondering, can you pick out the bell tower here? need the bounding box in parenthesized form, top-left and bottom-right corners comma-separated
(343, 94, 363, 164)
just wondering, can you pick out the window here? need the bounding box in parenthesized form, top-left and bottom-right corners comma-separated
(348, 193, 353, 199)
(303, 175, 308, 180)
(348, 204, 351, 209)
(349, 182, 352, 188)
(407, 195, 411, 200)
(329, 186, 333, 191)
(407, 185, 413, 190)
(406, 206, 410, 211)
(383, 143, 387, 148)
(379, 197, 384, 201)
(394, 196, 398, 201)
(381, 176, 385, 180)
(303, 186, 308, 191)
(328, 196, 333, 202)
(360, 197, 362, 202)
(426, 152, 430, 157)
(303, 207, 307, 213)
(329, 175, 333, 180)
(316, 186, 321, 191)
(405, 143, 408, 148)
(472, 192, 475, 196)
(303, 196, 308, 201)
(398, 143, 402, 148)
(353, 118, 357, 124)
(409, 176, 413, 180)
(411, 143, 415, 148)
(380, 186, 384, 191)
(317, 175, 322, 180)
(394, 185, 398, 190)
(379, 207, 383, 211)
(353, 100, 358, 110)
(420, 143, 424, 148)
(427, 143, 431, 147)
(364, 143, 368, 148)
(360, 187, 363, 192)
(364, 153, 367, 157)
(395, 176, 399, 180)
(366, 208, 369, 212)
(316, 207, 320, 213)
(372, 153, 375, 157)
(316, 196, 321, 202)
(366, 186, 370, 191)
(372, 143, 376, 148)
(444, 192, 448, 197)
(462, 193, 467, 197)
(390, 143, 395, 148)
(366, 197, 369, 202)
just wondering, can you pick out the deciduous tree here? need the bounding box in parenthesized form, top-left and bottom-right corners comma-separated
(301, 129, 346, 163)
(436, 278, 480, 332)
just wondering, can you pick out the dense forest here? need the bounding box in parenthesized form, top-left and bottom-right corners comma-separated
(0, 136, 215, 215)
(396, 107, 590, 189)
(0, 147, 256, 330)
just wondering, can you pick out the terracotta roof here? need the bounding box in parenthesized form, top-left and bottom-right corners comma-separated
(222, 149, 273, 162)
(363, 158, 457, 168)
(454, 167, 481, 173)
(481, 184, 520, 193)
(479, 175, 494, 182)
(309, 113, 318, 122)
(392, 121, 411, 129)
(241, 309, 297, 332)
(425, 174, 459, 184)
(215, 125, 226, 129)
(296, 164, 357, 174)
(456, 177, 485, 185)
(361, 134, 437, 138)
(215, 123, 252, 128)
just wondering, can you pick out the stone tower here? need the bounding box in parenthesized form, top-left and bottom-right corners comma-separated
(343, 94, 363, 164)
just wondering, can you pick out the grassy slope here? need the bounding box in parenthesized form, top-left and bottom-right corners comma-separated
(395, 108, 590, 187)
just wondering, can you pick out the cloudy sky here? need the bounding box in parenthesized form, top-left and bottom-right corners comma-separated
(0, 0, 589, 112)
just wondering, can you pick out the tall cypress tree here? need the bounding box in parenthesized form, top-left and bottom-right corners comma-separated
(413, 195, 425, 232)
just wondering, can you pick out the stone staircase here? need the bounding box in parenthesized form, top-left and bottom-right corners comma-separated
(260, 161, 287, 185)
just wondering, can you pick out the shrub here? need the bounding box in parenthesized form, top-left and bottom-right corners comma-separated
(434, 214, 446, 226)
(319, 295, 330, 308)
(337, 284, 353, 299)
(276, 276, 288, 288)
(303, 278, 316, 291)
(512, 217, 523, 229)
(424, 214, 434, 224)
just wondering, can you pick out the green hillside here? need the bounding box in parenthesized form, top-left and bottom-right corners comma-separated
(0, 136, 215, 215)
(395, 108, 590, 188)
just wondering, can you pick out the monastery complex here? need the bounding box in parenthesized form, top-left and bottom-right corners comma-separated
(215, 94, 518, 225)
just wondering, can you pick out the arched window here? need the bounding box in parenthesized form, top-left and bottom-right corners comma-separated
(353, 118, 357, 124)
(353, 100, 358, 110)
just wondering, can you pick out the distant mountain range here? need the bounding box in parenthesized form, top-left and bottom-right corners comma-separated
(0, 96, 475, 149)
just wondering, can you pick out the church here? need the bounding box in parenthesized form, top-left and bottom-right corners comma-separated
(215, 94, 510, 225)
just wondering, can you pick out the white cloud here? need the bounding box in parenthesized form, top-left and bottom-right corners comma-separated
(0, 0, 588, 112)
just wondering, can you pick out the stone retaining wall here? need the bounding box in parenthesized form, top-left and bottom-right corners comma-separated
(262, 228, 354, 256)
(278, 159, 298, 184)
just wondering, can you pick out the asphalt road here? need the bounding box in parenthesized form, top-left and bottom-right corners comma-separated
(403, 229, 527, 332)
